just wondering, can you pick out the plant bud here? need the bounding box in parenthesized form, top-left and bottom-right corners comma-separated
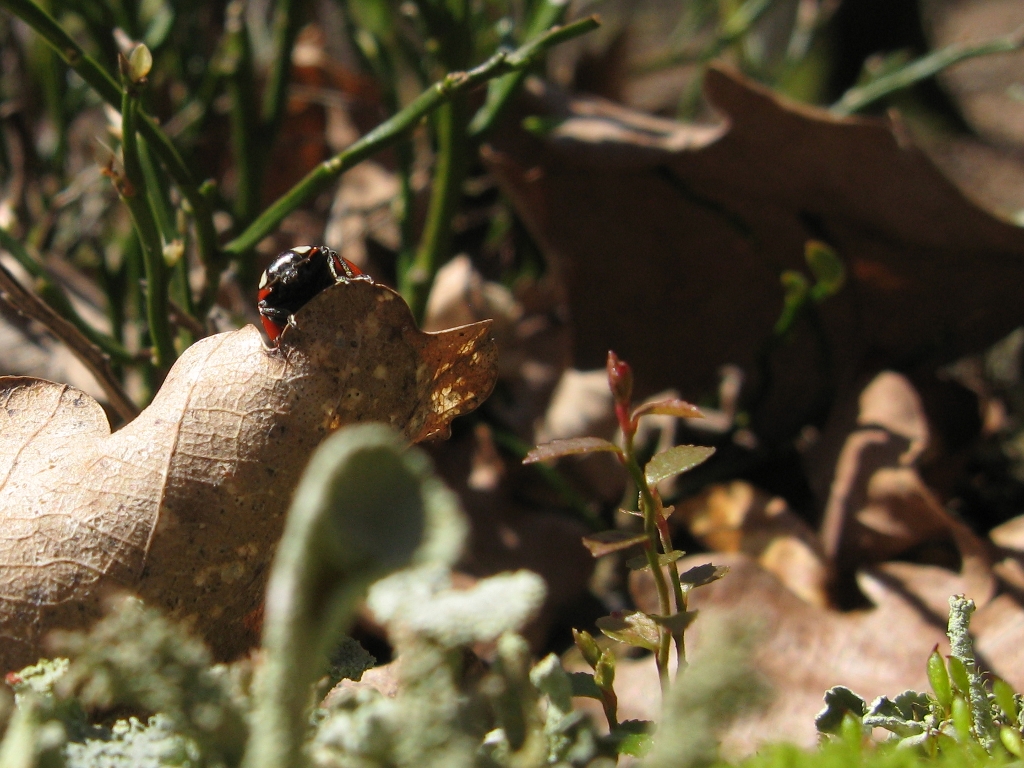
(573, 628, 602, 669)
(606, 351, 633, 406)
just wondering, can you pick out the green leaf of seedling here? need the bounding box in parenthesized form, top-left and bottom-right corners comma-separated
(128, 44, 153, 83)
(521, 115, 564, 136)
(596, 611, 661, 652)
(678, 563, 730, 590)
(774, 270, 810, 336)
(644, 445, 715, 486)
(952, 696, 973, 742)
(568, 672, 602, 700)
(631, 398, 704, 421)
(523, 437, 623, 464)
(839, 712, 866, 746)
(610, 721, 654, 757)
(572, 628, 602, 669)
(806, 240, 845, 301)
(947, 656, 971, 696)
(581, 531, 650, 558)
(1001, 726, 1024, 758)
(626, 550, 686, 571)
(994, 678, 1018, 722)
(649, 611, 698, 634)
(594, 650, 615, 691)
(928, 646, 953, 710)
(815, 686, 867, 734)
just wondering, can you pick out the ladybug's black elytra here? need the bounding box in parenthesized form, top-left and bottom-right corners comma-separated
(257, 245, 363, 343)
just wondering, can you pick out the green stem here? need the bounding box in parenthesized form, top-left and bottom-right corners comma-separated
(623, 443, 672, 693)
(633, 0, 775, 74)
(261, 0, 305, 143)
(0, 0, 220, 300)
(400, 96, 467, 323)
(222, 16, 600, 258)
(224, 1, 261, 228)
(69, 0, 120, 72)
(119, 77, 176, 368)
(0, 228, 133, 363)
(28, 23, 68, 165)
(138, 114, 220, 295)
(468, 0, 569, 140)
(653, 492, 688, 671)
(831, 26, 1024, 116)
(395, 137, 417, 276)
(137, 137, 178, 245)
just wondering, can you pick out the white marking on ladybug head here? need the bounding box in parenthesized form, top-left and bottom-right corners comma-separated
(258, 271, 268, 289)
(292, 245, 313, 254)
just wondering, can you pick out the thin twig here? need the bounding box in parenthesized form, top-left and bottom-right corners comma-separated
(0, 0, 220, 293)
(399, 96, 468, 323)
(224, 1, 261, 228)
(168, 299, 207, 338)
(631, 0, 775, 74)
(831, 26, 1024, 116)
(117, 61, 176, 369)
(468, 0, 571, 139)
(623, 446, 672, 694)
(261, 0, 306, 144)
(0, 260, 139, 422)
(222, 16, 600, 257)
(0, 228, 133, 362)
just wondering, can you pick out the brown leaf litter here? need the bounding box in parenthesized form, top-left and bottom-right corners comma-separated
(486, 64, 1024, 443)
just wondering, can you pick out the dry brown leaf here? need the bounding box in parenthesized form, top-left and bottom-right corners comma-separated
(923, 0, 1024, 151)
(988, 514, 1024, 593)
(909, 128, 1024, 222)
(324, 659, 401, 707)
(0, 280, 496, 671)
(423, 255, 572, 438)
(487, 67, 1024, 442)
(814, 371, 994, 606)
(971, 593, 1024, 691)
(676, 481, 829, 608)
(622, 553, 967, 754)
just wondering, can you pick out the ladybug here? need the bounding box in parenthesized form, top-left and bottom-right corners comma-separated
(257, 245, 363, 343)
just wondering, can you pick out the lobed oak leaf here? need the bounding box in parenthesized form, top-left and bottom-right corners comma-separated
(0, 279, 496, 671)
(487, 67, 1024, 443)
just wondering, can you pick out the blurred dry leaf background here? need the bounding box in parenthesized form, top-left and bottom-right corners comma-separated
(7, 0, 1024, 757)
